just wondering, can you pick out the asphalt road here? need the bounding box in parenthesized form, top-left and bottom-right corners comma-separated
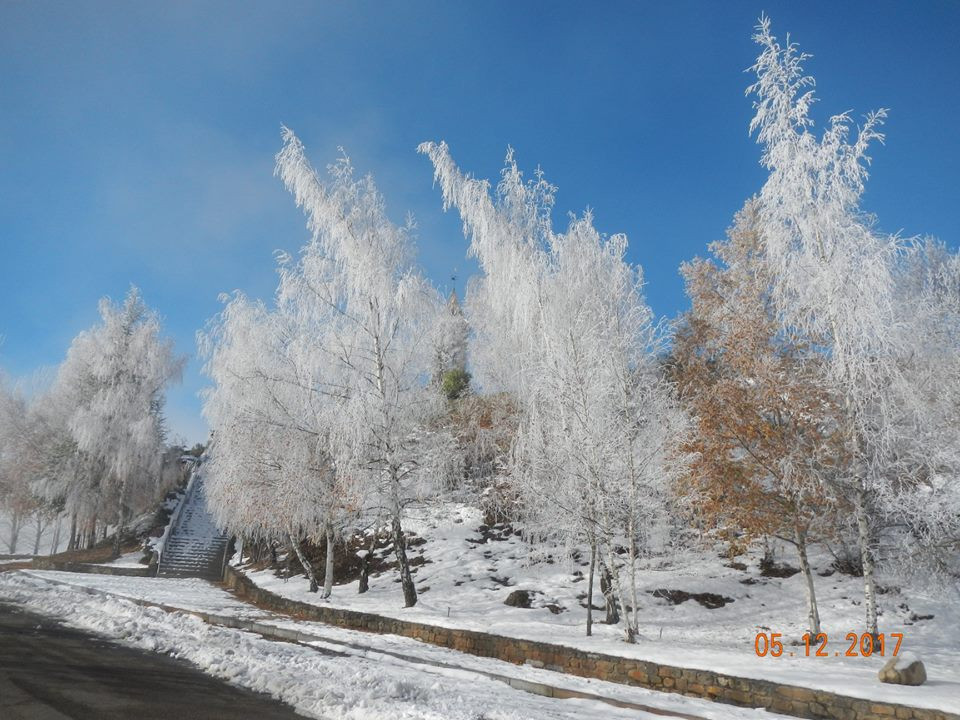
(0, 602, 308, 719)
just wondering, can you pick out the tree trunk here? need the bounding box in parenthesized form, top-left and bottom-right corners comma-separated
(86, 515, 97, 550)
(112, 478, 128, 559)
(586, 538, 596, 636)
(33, 514, 43, 556)
(604, 546, 635, 643)
(627, 530, 640, 643)
(761, 534, 775, 571)
(794, 523, 821, 637)
(599, 559, 620, 624)
(855, 492, 879, 639)
(358, 533, 376, 594)
(288, 533, 319, 593)
(391, 514, 417, 607)
(7, 511, 20, 554)
(67, 512, 78, 551)
(322, 525, 335, 598)
(50, 514, 62, 556)
(372, 329, 415, 608)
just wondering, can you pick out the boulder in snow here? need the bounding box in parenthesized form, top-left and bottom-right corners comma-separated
(878, 651, 926, 686)
(504, 589, 533, 608)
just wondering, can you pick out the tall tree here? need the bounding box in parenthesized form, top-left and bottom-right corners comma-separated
(420, 142, 689, 642)
(56, 288, 183, 557)
(30, 381, 104, 550)
(201, 294, 354, 595)
(206, 130, 447, 607)
(885, 239, 960, 583)
(675, 200, 842, 637)
(0, 380, 37, 553)
(747, 17, 958, 636)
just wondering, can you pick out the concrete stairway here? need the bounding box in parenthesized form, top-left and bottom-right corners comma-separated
(157, 470, 231, 580)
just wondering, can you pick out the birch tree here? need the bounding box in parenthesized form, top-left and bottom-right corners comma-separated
(0, 381, 36, 553)
(262, 128, 446, 607)
(31, 379, 106, 550)
(420, 142, 689, 641)
(747, 17, 956, 636)
(885, 240, 960, 583)
(1, 374, 93, 552)
(201, 293, 356, 596)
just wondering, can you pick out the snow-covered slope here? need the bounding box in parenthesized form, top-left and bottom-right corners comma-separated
(238, 502, 960, 713)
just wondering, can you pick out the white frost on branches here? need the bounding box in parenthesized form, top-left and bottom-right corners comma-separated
(54, 288, 184, 555)
(420, 141, 690, 642)
(202, 129, 446, 605)
(748, 16, 960, 624)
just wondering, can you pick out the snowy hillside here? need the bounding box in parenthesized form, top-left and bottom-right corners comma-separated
(237, 502, 960, 713)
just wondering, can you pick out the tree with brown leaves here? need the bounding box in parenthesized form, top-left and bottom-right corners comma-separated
(674, 201, 844, 637)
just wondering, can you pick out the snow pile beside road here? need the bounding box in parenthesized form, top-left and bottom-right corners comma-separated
(0, 572, 649, 720)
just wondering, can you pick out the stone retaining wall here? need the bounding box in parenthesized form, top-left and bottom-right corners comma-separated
(223, 565, 957, 720)
(32, 556, 153, 577)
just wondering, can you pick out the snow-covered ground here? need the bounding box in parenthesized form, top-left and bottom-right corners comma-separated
(234, 504, 960, 714)
(0, 570, 792, 720)
(93, 549, 150, 568)
(0, 510, 68, 556)
(18, 571, 271, 617)
(0, 558, 31, 567)
(2, 501, 956, 716)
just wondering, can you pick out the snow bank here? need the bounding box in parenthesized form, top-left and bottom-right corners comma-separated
(0, 572, 673, 720)
(12, 570, 796, 719)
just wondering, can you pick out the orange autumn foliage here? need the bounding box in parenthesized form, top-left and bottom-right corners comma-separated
(673, 201, 845, 547)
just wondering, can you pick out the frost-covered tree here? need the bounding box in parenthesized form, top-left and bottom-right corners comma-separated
(201, 293, 356, 596)
(0, 380, 38, 553)
(420, 142, 689, 641)
(0, 372, 95, 552)
(276, 131, 448, 607)
(434, 290, 469, 386)
(30, 379, 105, 550)
(748, 17, 958, 635)
(55, 288, 184, 557)
(885, 239, 960, 583)
(204, 130, 445, 606)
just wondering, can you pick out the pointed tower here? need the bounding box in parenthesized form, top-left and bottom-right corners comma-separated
(433, 289, 469, 389)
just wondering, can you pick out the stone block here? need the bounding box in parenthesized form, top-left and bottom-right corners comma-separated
(870, 705, 897, 716)
(776, 686, 816, 702)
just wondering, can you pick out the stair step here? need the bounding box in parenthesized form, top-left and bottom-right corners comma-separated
(158, 475, 232, 580)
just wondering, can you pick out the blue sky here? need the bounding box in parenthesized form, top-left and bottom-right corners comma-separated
(1, 1, 958, 445)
